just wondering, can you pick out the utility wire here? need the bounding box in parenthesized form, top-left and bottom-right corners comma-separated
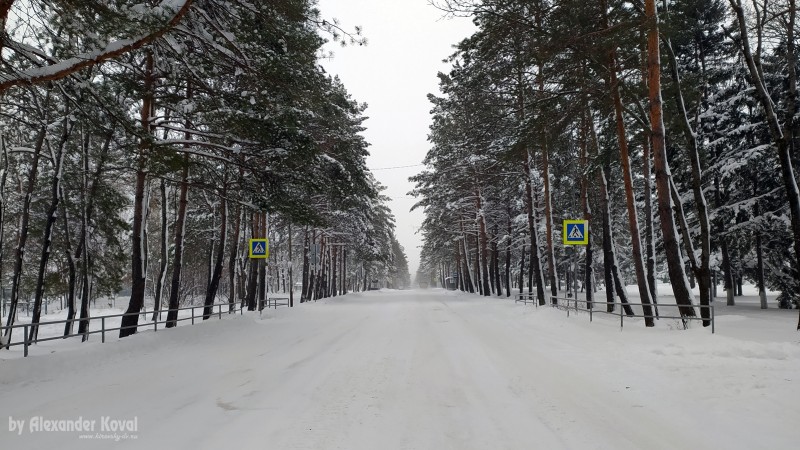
(369, 163, 424, 171)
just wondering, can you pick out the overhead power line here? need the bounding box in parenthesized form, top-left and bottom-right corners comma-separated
(369, 163, 424, 171)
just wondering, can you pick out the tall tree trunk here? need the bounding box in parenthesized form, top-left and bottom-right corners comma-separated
(474, 234, 482, 295)
(641, 42, 658, 304)
(715, 176, 735, 306)
(642, 133, 658, 302)
(535, 3, 558, 304)
(605, 13, 655, 324)
(289, 223, 295, 306)
(166, 157, 189, 327)
(524, 158, 546, 304)
(153, 179, 169, 321)
(301, 227, 310, 302)
(591, 118, 635, 317)
(79, 214, 94, 341)
(456, 244, 465, 291)
(662, 24, 711, 326)
(541, 140, 558, 302)
(0, 134, 7, 342)
(30, 111, 72, 341)
(331, 245, 338, 297)
(60, 186, 77, 337)
(120, 169, 148, 337)
(203, 181, 228, 319)
(341, 248, 347, 295)
(460, 220, 476, 293)
(246, 213, 259, 310)
(505, 208, 512, 297)
(580, 107, 593, 309)
(493, 225, 502, 297)
(75, 132, 109, 336)
(120, 50, 155, 338)
(646, 0, 696, 319)
(316, 235, 327, 299)
(753, 178, 768, 309)
(257, 213, 267, 307)
(477, 191, 491, 296)
(519, 243, 526, 295)
(3, 122, 45, 346)
(228, 202, 240, 312)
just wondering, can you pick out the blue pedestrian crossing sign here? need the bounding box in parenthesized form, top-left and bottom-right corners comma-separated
(249, 238, 269, 259)
(563, 220, 589, 245)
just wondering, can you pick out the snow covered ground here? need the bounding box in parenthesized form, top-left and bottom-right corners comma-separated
(2, 288, 798, 449)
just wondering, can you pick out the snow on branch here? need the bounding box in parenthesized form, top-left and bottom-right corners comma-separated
(0, 0, 193, 93)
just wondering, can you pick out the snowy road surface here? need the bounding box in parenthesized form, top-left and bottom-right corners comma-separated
(2, 289, 799, 449)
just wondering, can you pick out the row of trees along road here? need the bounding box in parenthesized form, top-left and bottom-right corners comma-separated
(0, 0, 410, 346)
(413, 0, 800, 329)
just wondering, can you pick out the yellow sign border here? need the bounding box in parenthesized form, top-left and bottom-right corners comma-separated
(562, 220, 589, 245)
(249, 238, 269, 259)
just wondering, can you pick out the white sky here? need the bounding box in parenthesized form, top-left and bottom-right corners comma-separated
(316, 0, 475, 277)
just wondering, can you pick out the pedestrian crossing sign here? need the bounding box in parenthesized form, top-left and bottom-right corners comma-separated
(249, 238, 269, 259)
(563, 220, 589, 245)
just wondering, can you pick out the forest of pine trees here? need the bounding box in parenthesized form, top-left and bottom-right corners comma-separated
(413, 0, 800, 329)
(0, 0, 410, 345)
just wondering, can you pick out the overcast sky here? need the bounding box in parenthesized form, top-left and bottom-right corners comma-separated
(316, 0, 475, 278)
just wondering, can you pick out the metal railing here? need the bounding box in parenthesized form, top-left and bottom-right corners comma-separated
(267, 297, 290, 308)
(1, 302, 244, 357)
(514, 292, 542, 306)
(547, 296, 715, 333)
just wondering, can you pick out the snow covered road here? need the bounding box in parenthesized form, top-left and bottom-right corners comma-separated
(2, 289, 799, 449)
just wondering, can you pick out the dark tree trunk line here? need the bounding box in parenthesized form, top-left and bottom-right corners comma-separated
(166, 157, 190, 326)
(460, 220, 475, 293)
(30, 110, 73, 341)
(289, 222, 295, 306)
(515, 63, 545, 304)
(579, 106, 593, 309)
(640, 39, 658, 305)
(662, 27, 712, 326)
(603, 2, 655, 324)
(153, 179, 169, 321)
(257, 213, 267, 308)
(331, 245, 338, 297)
(120, 51, 156, 338)
(752, 177, 768, 309)
(245, 213, 259, 310)
(474, 234, 481, 295)
(589, 114, 634, 316)
(524, 157, 546, 305)
(476, 190, 491, 296)
(493, 224, 502, 297)
(0, 134, 7, 341)
(714, 176, 736, 306)
(505, 206, 512, 297)
(301, 227, 310, 302)
(203, 178, 228, 319)
(519, 243, 526, 295)
(60, 186, 77, 337)
(644, 0, 696, 319)
(75, 132, 110, 337)
(4, 124, 47, 346)
(227, 202, 240, 312)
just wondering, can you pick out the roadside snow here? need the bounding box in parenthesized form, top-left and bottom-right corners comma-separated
(1, 289, 798, 449)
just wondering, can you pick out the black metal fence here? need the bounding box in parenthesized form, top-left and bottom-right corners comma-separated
(1, 302, 244, 357)
(514, 292, 714, 332)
